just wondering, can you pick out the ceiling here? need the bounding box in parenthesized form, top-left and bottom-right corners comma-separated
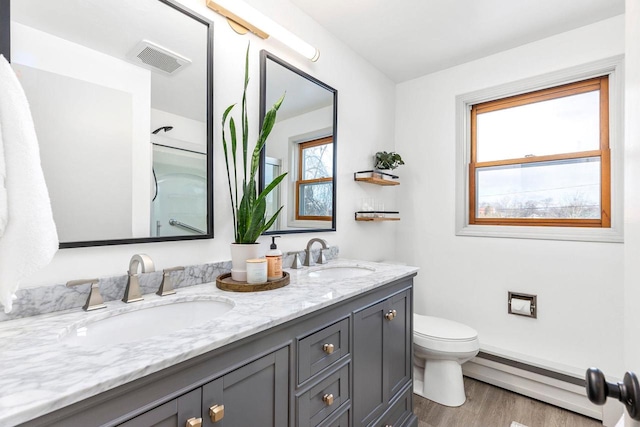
(288, 0, 625, 83)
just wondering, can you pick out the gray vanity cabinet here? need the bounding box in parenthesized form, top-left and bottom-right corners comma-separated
(116, 348, 288, 427)
(201, 347, 289, 427)
(21, 276, 416, 427)
(353, 289, 412, 427)
(118, 389, 201, 427)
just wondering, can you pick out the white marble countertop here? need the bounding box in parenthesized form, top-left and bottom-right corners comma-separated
(0, 259, 418, 426)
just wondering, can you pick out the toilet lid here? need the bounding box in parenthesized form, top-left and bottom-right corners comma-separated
(414, 314, 478, 342)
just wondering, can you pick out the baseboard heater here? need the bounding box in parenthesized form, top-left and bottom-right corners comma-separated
(462, 351, 623, 426)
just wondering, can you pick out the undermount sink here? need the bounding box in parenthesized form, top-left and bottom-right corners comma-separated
(59, 299, 234, 347)
(307, 266, 374, 280)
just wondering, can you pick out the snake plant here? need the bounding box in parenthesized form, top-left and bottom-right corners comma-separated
(222, 45, 287, 244)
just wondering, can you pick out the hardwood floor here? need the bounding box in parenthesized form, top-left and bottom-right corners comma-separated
(413, 377, 603, 427)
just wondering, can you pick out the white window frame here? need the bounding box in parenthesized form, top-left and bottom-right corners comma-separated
(455, 56, 624, 243)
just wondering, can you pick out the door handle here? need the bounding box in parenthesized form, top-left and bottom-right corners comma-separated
(586, 368, 640, 421)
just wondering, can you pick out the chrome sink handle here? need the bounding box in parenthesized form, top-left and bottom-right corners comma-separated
(123, 254, 155, 303)
(66, 278, 106, 311)
(157, 266, 184, 296)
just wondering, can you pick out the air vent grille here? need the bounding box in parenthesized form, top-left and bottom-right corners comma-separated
(128, 40, 191, 75)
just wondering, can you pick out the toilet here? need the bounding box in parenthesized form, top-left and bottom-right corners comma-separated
(413, 314, 480, 407)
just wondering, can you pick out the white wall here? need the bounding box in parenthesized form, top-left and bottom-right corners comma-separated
(12, 23, 152, 240)
(396, 16, 625, 375)
(23, 0, 398, 286)
(624, 0, 640, 424)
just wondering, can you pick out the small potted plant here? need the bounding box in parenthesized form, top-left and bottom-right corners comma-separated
(222, 45, 287, 281)
(374, 151, 404, 178)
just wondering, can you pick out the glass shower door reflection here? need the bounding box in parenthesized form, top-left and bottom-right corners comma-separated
(152, 144, 207, 237)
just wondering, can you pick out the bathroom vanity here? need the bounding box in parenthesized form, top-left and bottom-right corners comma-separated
(0, 260, 418, 427)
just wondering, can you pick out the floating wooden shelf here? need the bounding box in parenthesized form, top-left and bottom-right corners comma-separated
(355, 211, 400, 221)
(354, 176, 400, 186)
(354, 170, 400, 186)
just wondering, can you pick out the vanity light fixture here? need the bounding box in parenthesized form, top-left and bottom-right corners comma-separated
(205, 0, 320, 62)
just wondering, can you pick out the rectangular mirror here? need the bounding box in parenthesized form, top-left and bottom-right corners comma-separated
(2, 0, 213, 248)
(259, 50, 337, 234)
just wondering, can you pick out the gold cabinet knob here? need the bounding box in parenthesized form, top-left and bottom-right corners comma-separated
(323, 393, 334, 406)
(209, 404, 225, 423)
(185, 417, 202, 427)
(385, 309, 397, 320)
(322, 343, 335, 354)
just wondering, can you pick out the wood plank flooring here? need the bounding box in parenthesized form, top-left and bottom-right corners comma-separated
(413, 377, 603, 427)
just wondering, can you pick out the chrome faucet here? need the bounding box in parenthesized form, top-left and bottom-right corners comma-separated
(123, 254, 155, 303)
(303, 238, 329, 267)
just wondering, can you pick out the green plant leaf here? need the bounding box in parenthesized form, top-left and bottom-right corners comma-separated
(250, 93, 285, 181)
(222, 43, 288, 243)
(222, 104, 237, 235)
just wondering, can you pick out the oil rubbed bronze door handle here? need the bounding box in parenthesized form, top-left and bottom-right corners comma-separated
(586, 368, 640, 421)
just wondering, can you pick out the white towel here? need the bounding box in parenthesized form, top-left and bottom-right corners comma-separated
(0, 55, 58, 313)
(0, 113, 7, 236)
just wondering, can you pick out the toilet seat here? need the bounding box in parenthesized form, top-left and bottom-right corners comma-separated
(413, 314, 479, 354)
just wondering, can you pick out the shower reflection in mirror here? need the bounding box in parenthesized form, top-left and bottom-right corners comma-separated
(151, 126, 207, 237)
(7, 0, 213, 247)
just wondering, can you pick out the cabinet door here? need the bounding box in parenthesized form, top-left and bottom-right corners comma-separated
(386, 291, 411, 399)
(353, 300, 386, 426)
(118, 388, 201, 427)
(202, 347, 288, 427)
(353, 290, 411, 427)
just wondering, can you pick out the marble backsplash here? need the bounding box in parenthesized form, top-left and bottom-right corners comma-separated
(0, 246, 339, 322)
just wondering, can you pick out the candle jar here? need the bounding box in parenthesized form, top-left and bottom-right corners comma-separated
(246, 258, 267, 284)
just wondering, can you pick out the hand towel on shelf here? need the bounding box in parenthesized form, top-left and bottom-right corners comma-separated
(0, 55, 58, 313)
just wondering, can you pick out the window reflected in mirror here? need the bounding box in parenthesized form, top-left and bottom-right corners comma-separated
(259, 51, 337, 234)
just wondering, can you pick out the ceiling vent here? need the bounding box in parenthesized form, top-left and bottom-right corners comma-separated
(128, 40, 191, 75)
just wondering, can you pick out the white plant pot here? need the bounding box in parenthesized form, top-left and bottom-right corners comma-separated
(230, 243, 260, 282)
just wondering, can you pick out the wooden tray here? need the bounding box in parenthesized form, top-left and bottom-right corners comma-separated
(216, 271, 290, 292)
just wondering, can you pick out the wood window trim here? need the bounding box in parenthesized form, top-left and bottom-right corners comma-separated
(296, 137, 333, 221)
(469, 76, 611, 228)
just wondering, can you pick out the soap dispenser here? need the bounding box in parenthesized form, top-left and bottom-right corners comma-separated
(266, 236, 283, 280)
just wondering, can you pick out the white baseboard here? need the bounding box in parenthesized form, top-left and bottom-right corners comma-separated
(462, 355, 623, 426)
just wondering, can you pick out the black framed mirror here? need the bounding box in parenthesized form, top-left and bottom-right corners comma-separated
(259, 50, 337, 235)
(0, 0, 213, 248)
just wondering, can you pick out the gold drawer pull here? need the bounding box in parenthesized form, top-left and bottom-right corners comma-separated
(385, 309, 397, 321)
(322, 393, 334, 406)
(322, 343, 335, 354)
(185, 417, 202, 427)
(209, 404, 225, 423)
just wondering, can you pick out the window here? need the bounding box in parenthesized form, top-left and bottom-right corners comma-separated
(469, 76, 610, 228)
(296, 136, 333, 221)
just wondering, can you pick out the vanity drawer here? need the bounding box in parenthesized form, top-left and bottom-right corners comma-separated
(368, 384, 413, 427)
(297, 363, 350, 427)
(318, 404, 350, 427)
(298, 317, 349, 385)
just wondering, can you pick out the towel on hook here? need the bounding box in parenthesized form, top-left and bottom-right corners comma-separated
(0, 112, 7, 236)
(0, 55, 58, 313)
